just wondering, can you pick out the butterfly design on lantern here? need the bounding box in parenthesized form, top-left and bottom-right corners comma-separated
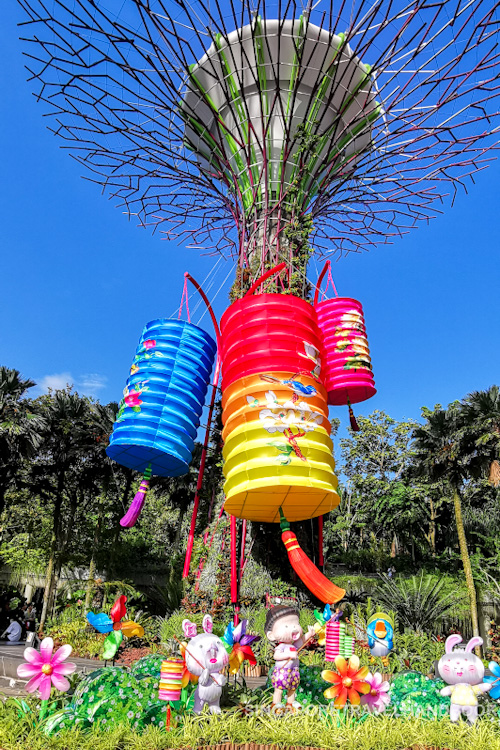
(86, 595, 144, 660)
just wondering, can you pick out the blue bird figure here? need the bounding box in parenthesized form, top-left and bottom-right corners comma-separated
(282, 379, 317, 397)
(367, 613, 394, 657)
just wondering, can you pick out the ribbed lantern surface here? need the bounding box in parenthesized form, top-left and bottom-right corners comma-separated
(315, 297, 376, 406)
(159, 658, 184, 702)
(221, 294, 340, 523)
(107, 319, 216, 476)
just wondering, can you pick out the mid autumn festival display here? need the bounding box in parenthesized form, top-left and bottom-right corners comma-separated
(16, 0, 500, 736)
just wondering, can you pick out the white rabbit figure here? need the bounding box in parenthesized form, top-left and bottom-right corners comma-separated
(182, 615, 228, 714)
(437, 634, 491, 723)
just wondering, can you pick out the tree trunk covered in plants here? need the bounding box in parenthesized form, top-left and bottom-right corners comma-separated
(85, 494, 105, 611)
(428, 497, 437, 555)
(453, 487, 480, 651)
(40, 474, 64, 630)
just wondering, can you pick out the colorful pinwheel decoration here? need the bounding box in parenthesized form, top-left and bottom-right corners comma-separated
(322, 655, 370, 708)
(222, 619, 260, 674)
(313, 604, 333, 646)
(86, 595, 144, 660)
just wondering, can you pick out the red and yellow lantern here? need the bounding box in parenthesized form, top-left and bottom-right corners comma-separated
(221, 266, 340, 523)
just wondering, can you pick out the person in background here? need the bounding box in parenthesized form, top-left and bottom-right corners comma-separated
(1, 618, 22, 643)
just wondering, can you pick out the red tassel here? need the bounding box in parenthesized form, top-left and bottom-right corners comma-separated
(166, 703, 171, 731)
(348, 403, 360, 432)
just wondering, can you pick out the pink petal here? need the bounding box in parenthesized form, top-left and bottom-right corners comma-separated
(52, 644, 73, 665)
(39, 675, 52, 701)
(52, 662, 76, 677)
(25, 673, 44, 694)
(372, 672, 383, 687)
(23, 647, 43, 666)
(380, 681, 390, 693)
(364, 673, 375, 688)
(17, 663, 42, 679)
(50, 674, 70, 692)
(39, 637, 54, 664)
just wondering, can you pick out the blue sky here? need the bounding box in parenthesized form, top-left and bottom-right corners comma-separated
(2, 4, 499, 431)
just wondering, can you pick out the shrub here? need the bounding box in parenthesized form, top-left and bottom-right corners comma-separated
(376, 572, 458, 632)
(43, 618, 105, 659)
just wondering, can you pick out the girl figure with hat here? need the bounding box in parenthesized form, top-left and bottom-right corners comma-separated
(265, 605, 316, 713)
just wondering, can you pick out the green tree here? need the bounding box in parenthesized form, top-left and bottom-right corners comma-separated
(327, 411, 425, 561)
(0, 367, 45, 514)
(412, 404, 481, 645)
(463, 385, 500, 487)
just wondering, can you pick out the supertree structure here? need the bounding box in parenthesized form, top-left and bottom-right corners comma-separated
(17, 0, 500, 287)
(15, 0, 500, 613)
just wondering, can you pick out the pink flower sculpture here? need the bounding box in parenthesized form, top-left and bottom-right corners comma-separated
(17, 637, 76, 700)
(143, 339, 156, 350)
(360, 672, 391, 713)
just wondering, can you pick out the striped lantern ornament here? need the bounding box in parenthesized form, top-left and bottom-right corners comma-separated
(325, 620, 354, 661)
(221, 266, 340, 523)
(158, 658, 185, 702)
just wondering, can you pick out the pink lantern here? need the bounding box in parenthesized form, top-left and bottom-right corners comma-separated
(314, 263, 376, 413)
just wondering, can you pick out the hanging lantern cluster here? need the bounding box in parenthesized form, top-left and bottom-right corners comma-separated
(220, 267, 340, 524)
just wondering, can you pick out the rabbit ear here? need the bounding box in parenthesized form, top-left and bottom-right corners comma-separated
(465, 637, 483, 652)
(202, 615, 213, 634)
(445, 634, 463, 653)
(182, 619, 197, 638)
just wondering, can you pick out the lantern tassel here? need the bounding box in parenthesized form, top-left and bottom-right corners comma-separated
(279, 509, 345, 604)
(348, 402, 360, 432)
(120, 465, 152, 527)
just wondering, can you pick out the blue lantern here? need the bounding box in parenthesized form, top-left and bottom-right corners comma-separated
(107, 318, 216, 525)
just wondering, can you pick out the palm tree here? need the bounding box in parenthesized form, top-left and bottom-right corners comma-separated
(462, 386, 500, 487)
(412, 404, 481, 645)
(33, 389, 92, 628)
(0, 367, 45, 513)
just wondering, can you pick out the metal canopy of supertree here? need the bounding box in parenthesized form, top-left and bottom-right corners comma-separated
(17, 0, 500, 281)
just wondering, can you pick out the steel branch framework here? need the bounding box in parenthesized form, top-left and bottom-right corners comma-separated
(17, 0, 500, 274)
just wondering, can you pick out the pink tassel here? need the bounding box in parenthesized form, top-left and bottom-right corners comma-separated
(120, 466, 152, 527)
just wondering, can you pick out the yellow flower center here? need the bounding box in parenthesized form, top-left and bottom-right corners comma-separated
(370, 688, 378, 696)
(342, 677, 353, 688)
(41, 664, 53, 676)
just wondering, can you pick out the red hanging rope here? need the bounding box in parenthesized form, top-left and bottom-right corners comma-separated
(230, 514, 238, 624)
(181, 272, 221, 579)
(313, 260, 339, 305)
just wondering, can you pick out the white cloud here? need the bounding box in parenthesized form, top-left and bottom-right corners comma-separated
(36, 372, 108, 397)
(77, 373, 108, 396)
(38, 372, 74, 393)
